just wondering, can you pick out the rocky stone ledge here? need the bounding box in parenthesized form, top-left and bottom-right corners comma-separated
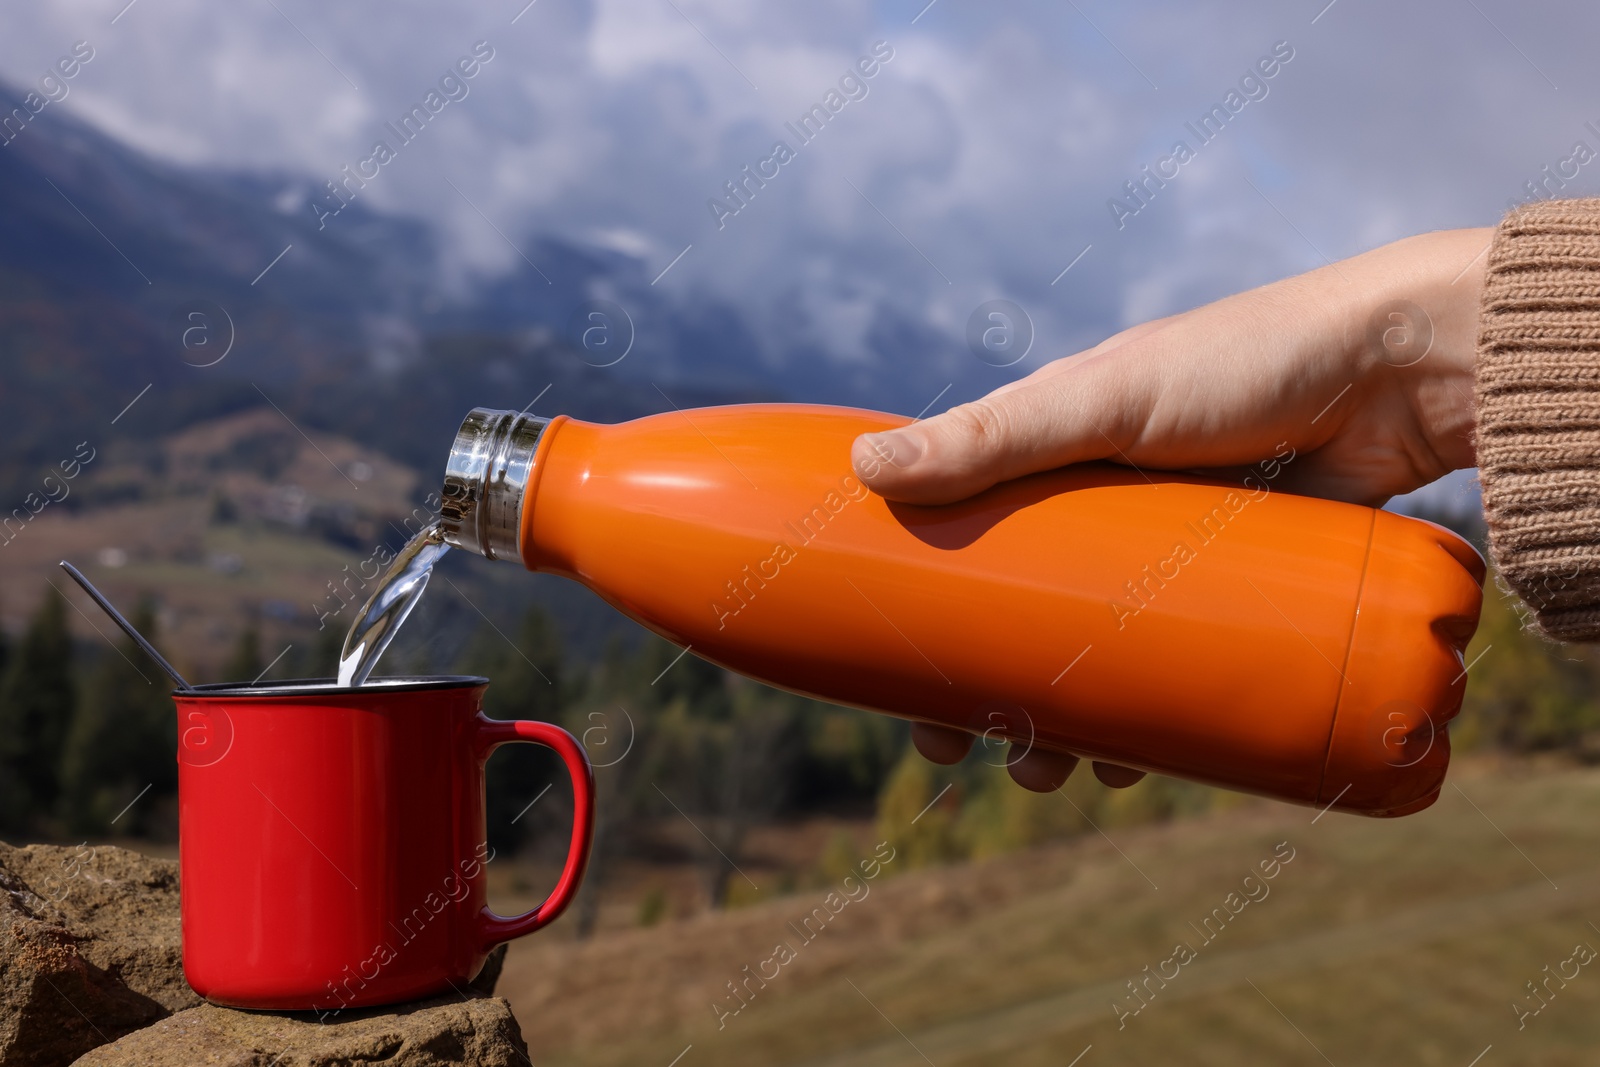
(0, 841, 197, 1067)
(74, 990, 529, 1067)
(0, 842, 523, 1066)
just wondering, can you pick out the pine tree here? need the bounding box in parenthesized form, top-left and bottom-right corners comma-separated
(223, 621, 264, 683)
(0, 587, 77, 832)
(645, 640, 729, 719)
(59, 600, 176, 836)
(0, 593, 10, 690)
(457, 604, 568, 855)
(566, 637, 667, 936)
(305, 621, 344, 682)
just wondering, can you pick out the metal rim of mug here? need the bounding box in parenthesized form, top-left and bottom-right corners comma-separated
(174, 675, 490, 699)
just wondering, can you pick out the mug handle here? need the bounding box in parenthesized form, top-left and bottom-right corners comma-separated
(474, 717, 595, 948)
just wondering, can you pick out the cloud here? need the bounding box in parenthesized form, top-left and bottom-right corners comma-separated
(3, 0, 1598, 409)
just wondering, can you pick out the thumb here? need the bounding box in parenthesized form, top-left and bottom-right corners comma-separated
(851, 357, 1151, 504)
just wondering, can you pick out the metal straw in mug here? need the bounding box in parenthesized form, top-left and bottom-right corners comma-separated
(58, 560, 194, 691)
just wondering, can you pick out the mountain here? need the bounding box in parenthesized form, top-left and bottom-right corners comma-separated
(0, 73, 975, 507)
(0, 77, 775, 495)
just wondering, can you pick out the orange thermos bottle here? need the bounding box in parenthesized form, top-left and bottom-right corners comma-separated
(439, 404, 1485, 817)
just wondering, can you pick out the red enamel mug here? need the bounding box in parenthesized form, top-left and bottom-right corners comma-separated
(173, 675, 593, 1011)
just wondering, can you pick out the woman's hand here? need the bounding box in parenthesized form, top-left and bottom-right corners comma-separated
(865, 227, 1494, 791)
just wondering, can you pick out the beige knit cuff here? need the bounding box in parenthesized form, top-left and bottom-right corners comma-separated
(1476, 198, 1600, 641)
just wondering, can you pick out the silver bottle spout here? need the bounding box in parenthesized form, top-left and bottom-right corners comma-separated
(440, 407, 548, 560)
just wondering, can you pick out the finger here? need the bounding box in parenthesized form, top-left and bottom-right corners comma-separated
(1092, 762, 1147, 788)
(1007, 747, 1080, 792)
(850, 351, 1159, 505)
(911, 722, 974, 765)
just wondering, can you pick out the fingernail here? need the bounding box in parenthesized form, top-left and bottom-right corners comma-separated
(860, 431, 921, 473)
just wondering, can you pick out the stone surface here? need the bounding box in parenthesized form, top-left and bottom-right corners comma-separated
(0, 841, 198, 1067)
(73, 992, 532, 1067)
(2, 840, 523, 1067)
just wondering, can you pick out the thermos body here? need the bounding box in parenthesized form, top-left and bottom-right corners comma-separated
(443, 404, 1485, 817)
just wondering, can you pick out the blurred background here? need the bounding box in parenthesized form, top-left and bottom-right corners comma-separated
(3, 0, 1600, 1063)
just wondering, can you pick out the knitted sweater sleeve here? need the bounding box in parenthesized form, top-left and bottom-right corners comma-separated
(1476, 198, 1600, 640)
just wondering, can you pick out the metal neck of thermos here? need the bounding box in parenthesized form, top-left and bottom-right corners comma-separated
(440, 408, 549, 561)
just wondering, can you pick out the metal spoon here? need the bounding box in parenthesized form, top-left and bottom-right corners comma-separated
(59, 560, 195, 691)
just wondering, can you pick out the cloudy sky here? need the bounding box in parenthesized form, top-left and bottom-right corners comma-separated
(2, 0, 1596, 485)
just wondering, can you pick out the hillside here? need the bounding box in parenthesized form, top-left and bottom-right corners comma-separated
(493, 756, 1600, 1066)
(0, 405, 631, 677)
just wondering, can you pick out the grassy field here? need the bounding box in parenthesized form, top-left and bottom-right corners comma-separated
(495, 755, 1600, 1066)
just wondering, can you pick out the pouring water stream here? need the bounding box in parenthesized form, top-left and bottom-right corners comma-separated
(337, 522, 451, 687)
